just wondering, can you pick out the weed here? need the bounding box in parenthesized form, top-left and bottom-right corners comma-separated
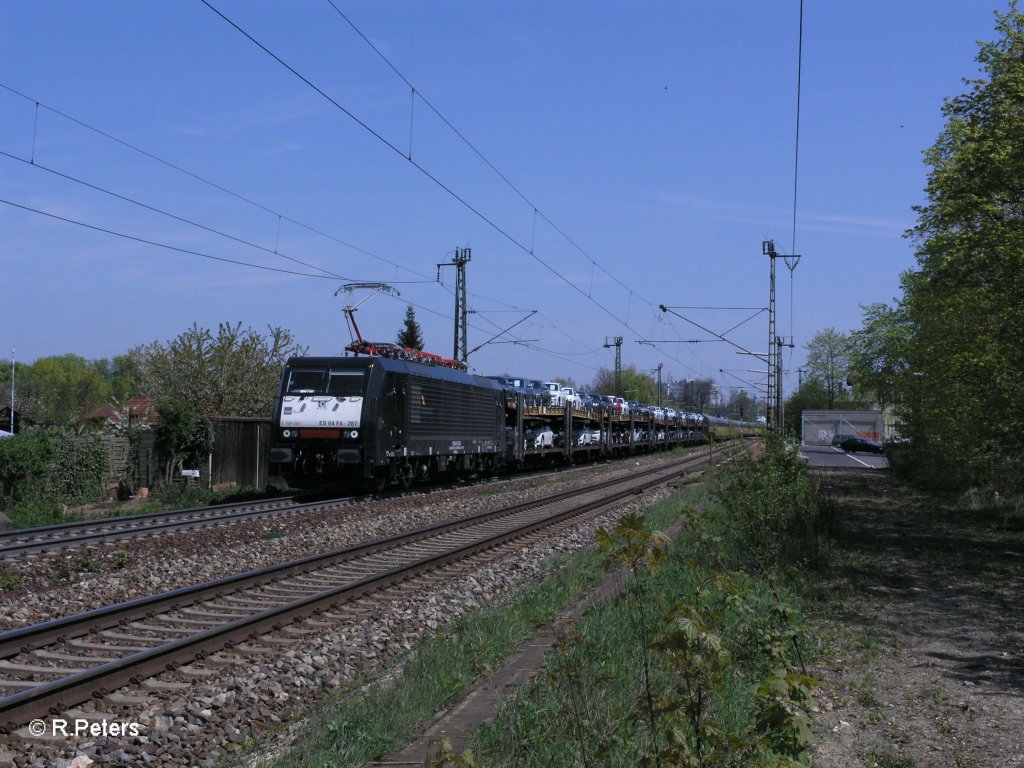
(3, 500, 69, 529)
(856, 630, 877, 651)
(953, 748, 982, 768)
(113, 549, 131, 569)
(854, 677, 879, 707)
(0, 565, 23, 591)
(78, 547, 103, 573)
(474, 486, 505, 497)
(868, 748, 916, 768)
(477, 501, 817, 767)
(595, 510, 671, 750)
(52, 558, 72, 582)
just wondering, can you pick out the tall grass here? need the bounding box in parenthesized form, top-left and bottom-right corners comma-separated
(472, 509, 815, 767)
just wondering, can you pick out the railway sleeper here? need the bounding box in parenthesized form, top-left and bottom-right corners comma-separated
(0, 680, 38, 690)
(99, 630, 175, 644)
(153, 616, 226, 628)
(0, 660, 86, 676)
(69, 638, 148, 653)
(32, 650, 118, 664)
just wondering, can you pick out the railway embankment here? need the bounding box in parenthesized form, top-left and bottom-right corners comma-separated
(805, 467, 1024, 767)
(0, 452, 706, 767)
(9, 441, 1012, 767)
(252, 439, 1023, 768)
(246, 436, 818, 767)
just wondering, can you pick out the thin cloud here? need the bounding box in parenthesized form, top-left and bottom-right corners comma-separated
(650, 192, 910, 239)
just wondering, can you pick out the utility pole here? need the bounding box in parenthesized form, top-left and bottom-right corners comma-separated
(776, 334, 794, 429)
(604, 336, 623, 396)
(762, 240, 800, 431)
(9, 347, 14, 434)
(437, 247, 472, 363)
(650, 364, 663, 408)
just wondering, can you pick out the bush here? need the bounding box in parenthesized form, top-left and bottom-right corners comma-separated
(711, 432, 818, 571)
(0, 430, 109, 523)
(3, 499, 68, 529)
(50, 434, 109, 505)
(475, 507, 816, 767)
(0, 431, 57, 508)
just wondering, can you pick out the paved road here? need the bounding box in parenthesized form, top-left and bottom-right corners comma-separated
(799, 442, 889, 469)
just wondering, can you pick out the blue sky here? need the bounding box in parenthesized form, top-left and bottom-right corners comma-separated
(0, 1, 1002, 400)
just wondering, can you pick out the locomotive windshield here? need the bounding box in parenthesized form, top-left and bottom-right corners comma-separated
(284, 367, 366, 397)
(285, 369, 326, 395)
(326, 369, 364, 397)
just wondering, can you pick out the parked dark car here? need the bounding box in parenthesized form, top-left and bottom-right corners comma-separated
(525, 379, 551, 407)
(484, 376, 532, 409)
(834, 435, 884, 454)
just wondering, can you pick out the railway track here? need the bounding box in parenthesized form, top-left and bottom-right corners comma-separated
(0, 494, 353, 559)
(0, 453, 702, 733)
(0, 448, 710, 559)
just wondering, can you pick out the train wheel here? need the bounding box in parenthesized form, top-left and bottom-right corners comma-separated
(369, 471, 388, 493)
(398, 463, 414, 490)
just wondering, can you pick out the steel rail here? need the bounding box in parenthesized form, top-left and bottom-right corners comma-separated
(0, 456, 699, 731)
(0, 454, 701, 659)
(0, 496, 323, 558)
(0, 448, 696, 558)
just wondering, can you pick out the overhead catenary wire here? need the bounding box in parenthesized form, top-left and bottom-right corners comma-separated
(328, 0, 687, 346)
(1, 80, 604, 375)
(0, 149, 349, 281)
(788, 0, 805, 386)
(202, 2, 700, 375)
(0, 81, 437, 285)
(5, 10, 731, 383)
(4, 20, 713, 382)
(0, 198, 341, 280)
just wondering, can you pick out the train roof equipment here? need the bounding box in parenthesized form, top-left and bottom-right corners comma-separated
(335, 282, 467, 371)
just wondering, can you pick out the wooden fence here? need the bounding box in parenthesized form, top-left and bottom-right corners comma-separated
(208, 417, 272, 490)
(115, 418, 272, 492)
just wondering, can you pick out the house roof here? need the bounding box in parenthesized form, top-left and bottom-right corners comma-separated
(84, 405, 118, 421)
(84, 397, 159, 426)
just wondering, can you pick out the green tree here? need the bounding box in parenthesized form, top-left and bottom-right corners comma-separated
(803, 329, 851, 409)
(134, 322, 306, 417)
(18, 354, 112, 427)
(782, 379, 830, 436)
(589, 365, 658, 403)
(155, 400, 214, 484)
(903, 3, 1024, 492)
(724, 389, 756, 421)
(395, 305, 424, 350)
(848, 301, 912, 410)
(676, 377, 714, 413)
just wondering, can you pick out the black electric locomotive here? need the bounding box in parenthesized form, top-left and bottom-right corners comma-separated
(269, 355, 507, 489)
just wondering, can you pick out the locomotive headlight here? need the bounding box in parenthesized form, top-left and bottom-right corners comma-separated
(282, 429, 292, 438)
(349, 430, 359, 439)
